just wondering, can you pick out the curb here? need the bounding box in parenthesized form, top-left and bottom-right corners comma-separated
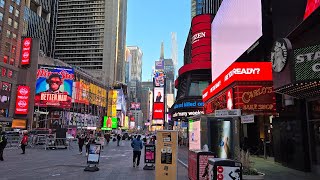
(178, 159, 188, 168)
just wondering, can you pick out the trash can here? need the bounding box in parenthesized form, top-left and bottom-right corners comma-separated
(208, 158, 242, 180)
(188, 150, 215, 180)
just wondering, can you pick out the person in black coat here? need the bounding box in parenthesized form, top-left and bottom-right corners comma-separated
(0, 131, 8, 161)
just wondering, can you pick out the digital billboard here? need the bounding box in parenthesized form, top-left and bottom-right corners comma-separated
(304, 0, 320, 19)
(15, 86, 30, 115)
(154, 71, 165, 87)
(153, 103, 164, 119)
(211, 0, 262, 82)
(35, 65, 74, 108)
(79, 79, 90, 105)
(130, 102, 141, 110)
(102, 116, 112, 130)
(21, 38, 32, 66)
(154, 87, 164, 103)
(107, 90, 117, 117)
(155, 60, 164, 70)
(116, 89, 123, 110)
(189, 120, 201, 150)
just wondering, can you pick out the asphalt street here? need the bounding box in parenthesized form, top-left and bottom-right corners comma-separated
(0, 140, 188, 180)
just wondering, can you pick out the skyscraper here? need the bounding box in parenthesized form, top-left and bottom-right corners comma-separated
(127, 46, 143, 102)
(54, 0, 127, 85)
(171, 32, 178, 72)
(191, 0, 223, 18)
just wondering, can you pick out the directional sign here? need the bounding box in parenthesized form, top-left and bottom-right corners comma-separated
(214, 109, 241, 117)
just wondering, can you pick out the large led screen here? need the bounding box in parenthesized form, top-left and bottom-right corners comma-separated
(35, 65, 74, 108)
(154, 87, 164, 103)
(211, 0, 262, 82)
(189, 120, 201, 150)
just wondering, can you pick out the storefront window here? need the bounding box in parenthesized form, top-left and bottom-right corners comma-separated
(188, 81, 209, 96)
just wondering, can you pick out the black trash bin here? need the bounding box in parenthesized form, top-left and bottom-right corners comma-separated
(208, 158, 242, 180)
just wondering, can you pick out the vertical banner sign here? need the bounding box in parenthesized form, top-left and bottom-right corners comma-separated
(21, 38, 32, 65)
(155, 130, 178, 180)
(145, 144, 156, 163)
(15, 86, 30, 115)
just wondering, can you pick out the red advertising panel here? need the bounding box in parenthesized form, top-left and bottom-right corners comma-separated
(204, 92, 227, 114)
(203, 62, 272, 102)
(191, 14, 212, 63)
(188, 151, 197, 180)
(153, 103, 164, 119)
(15, 86, 30, 115)
(234, 85, 276, 114)
(21, 38, 32, 66)
(304, 0, 320, 20)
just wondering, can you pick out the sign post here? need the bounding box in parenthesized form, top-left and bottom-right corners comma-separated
(84, 143, 101, 172)
(143, 144, 156, 170)
(155, 130, 178, 180)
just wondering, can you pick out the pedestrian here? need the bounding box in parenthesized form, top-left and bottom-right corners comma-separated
(178, 136, 182, 146)
(105, 133, 110, 145)
(0, 131, 8, 161)
(86, 134, 95, 156)
(97, 134, 105, 151)
(117, 134, 121, 146)
(20, 131, 28, 154)
(77, 134, 85, 154)
(131, 135, 143, 168)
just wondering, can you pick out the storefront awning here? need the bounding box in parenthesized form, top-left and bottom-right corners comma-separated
(275, 81, 320, 98)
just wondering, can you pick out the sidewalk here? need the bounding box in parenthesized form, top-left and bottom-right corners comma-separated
(177, 147, 318, 180)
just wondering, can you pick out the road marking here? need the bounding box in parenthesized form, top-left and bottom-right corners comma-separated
(178, 159, 188, 168)
(51, 174, 61, 176)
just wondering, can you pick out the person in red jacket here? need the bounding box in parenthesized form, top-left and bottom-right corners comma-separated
(20, 131, 28, 154)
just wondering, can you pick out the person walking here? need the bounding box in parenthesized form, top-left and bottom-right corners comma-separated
(117, 134, 121, 146)
(131, 135, 143, 167)
(86, 134, 95, 156)
(77, 134, 85, 154)
(20, 131, 28, 154)
(97, 134, 105, 151)
(0, 131, 8, 161)
(105, 133, 110, 145)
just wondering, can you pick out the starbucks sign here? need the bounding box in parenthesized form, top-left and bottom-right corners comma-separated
(294, 44, 320, 81)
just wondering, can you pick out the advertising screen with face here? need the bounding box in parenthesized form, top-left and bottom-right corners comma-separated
(154, 87, 164, 103)
(35, 65, 74, 108)
(189, 120, 201, 150)
(211, 0, 262, 82)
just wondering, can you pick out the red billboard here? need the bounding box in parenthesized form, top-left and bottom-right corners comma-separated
(191, 14, 212, 63)
(203, 62, 272, 102)
(153, 103, 164, 119)
(234, 85, 276, 114)
(304, 0, 320, 20)
(15, 86, 30, 115)
(21, 38, 32, 66)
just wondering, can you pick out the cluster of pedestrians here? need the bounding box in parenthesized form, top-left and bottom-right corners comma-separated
(76, 132, 106, 156)
(0, 130, 29, 161)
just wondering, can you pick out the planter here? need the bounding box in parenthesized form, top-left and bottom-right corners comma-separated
(243, 172, 265, 180)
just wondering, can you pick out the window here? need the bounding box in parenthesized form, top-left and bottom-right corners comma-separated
(7, 70, 13, 78)
(3, 56, 8, 63)
(0, 0, 4, 8)
(13, 21, 18, 29)
(8, 18, 12, 26)
(1, 67, 6, 76)
(9, 58, 14, 65)
(188, 81, 209, 96)
(6, 30, 10, 38)
(0, 12, 3, 21)
(9, 6, 13, 13)
(14, 9, 19, 17)
(5, 43, 10, 52)
(2, 81, 11, 91)
(12, 33, 16, 39)
(11, 45, 16, 53)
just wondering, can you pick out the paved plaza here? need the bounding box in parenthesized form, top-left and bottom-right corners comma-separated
(0, 141, 188, 180)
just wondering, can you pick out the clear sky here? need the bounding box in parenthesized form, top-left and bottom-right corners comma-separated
(126, 0, 191, 81)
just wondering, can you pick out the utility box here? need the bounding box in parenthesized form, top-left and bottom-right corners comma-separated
(188, 150, 215, 180)
(208, 158, 242, 180)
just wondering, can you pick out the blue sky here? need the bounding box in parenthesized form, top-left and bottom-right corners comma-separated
(126, 0, 191, 81)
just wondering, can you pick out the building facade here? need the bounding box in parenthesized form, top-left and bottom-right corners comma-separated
(54, 0, 127, 85)
(191, 0, 223, 18)
(127, 46, 143, 103)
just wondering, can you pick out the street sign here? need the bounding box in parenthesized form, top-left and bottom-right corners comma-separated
(34, 110, 49, 115)
(241, 115, 255, 124)
(214, 109, 241, 117)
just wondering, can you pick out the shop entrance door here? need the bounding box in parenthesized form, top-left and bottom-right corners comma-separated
(309, 119, 320, 174)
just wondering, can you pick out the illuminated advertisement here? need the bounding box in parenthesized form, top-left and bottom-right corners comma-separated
(152, 120, 164, 125)
(189, 120, 201, 150)
(79, 79, 90, 105)
(203, 62, 272, 102)
(304, 0, 320, 20)
(111, 117, 118, 129)
(102, 116, 112, 130)
(130, 102, 141, 110)
(211, 0, 262, 81)
(11, 119, 27, 129)
(154, 71, 165, 87)
(35, 65, 74, 108)
(234, 85, 276, 114)
(21, 38, 32, 66)
(154, 87, 164, 102)
(15, 86, 30, 115)
(155, 60, 164, 70)
(107, 90, 117, 117)
(153, 103, 164, 119)
(122, 116, 129, 129)
(116, 89, 124, 110)
(209, 119, 233, 159)
(191, 14, 212, 62)
(226, 88, 233, 110)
